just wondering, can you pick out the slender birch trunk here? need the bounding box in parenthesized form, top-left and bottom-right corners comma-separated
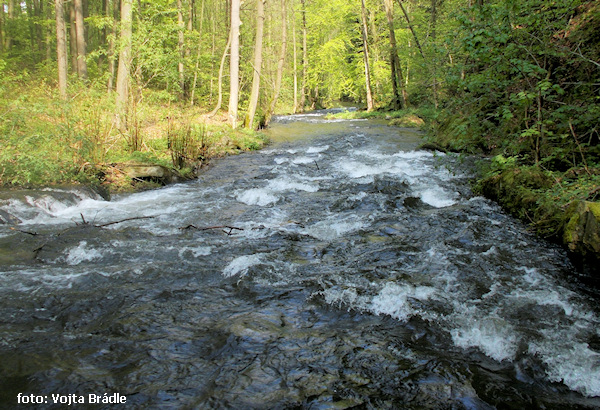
(228, 0, 241, 128)
(106, 0, 116, 92)
(209, 30, 232, 116)
(73, 0, 88, 80)
(360, 0, 374, 111)
(299, 0, 307, 112)
(267, 0, 287, 122)
(245, 0, 266, 129)
(55, 0, 68, 99)
(383, 0, 407, 109)
(177, 0, 185, 96)
(190, 0, 205, 106)
(115, 0, 133, 131)
(291, 1, 298, 113)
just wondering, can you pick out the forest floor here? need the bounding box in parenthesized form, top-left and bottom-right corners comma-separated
(0, 77, 268, 195)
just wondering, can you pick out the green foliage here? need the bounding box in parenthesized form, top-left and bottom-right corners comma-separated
(167, 122, 207, 169)
(436, 0, 600, 172)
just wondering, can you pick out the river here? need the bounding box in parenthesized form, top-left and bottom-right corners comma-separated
(0, 110, 599, 409)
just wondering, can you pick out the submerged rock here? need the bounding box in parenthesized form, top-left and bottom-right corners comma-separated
(0, 209, 21, 225)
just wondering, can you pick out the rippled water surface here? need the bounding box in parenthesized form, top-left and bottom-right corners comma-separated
(1, 111, 600, 409)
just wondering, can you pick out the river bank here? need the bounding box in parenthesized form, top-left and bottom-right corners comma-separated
(0, 79, 268, 196)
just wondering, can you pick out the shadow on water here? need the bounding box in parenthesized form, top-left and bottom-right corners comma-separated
(0, 110, 599, 409)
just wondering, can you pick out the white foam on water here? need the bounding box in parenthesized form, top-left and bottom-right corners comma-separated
(236, 189, 280, 206)
(418, 187, 458, 208)
(395, 150, 435, 159)
(303, 217, 366, 241)
(26, 195, 70, 214)
(292, 156, 316, 165)
(320, 286, 371, 311)
(348, 192, 368, 201)
(223, 254, 263, 278)
(337, 151, 431, 181)
(530, 338, 600, 397)
(12, 196, 108, 225)
(267, 177, 319, 193)
(306, 145, 330, 154)
(65, 241, 103, 265)
(339, 161, 387, 179)
(235, 176, 319, 207)
(178, 246, 212, 258)
(11, 184, 203, 226)
(450, 314, 519, 362)
(370, 283, 437, 322)
(3, 267, 91, 291)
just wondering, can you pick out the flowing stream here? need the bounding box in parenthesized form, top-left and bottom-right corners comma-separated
(1, 110, 600, 409)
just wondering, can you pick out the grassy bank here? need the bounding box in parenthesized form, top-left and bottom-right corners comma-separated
(0, 74, 268, 194)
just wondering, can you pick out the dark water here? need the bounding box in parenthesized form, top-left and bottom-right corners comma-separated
(1, 111, 600, 409)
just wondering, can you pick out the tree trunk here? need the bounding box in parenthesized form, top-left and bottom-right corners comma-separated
(106, 0, 117, 92)
(5, 0, 14, 50)
(26, 0, 35, 55)
(228, 0, 241, 128)
(55, 0, 68, 99)
(177, 0, 185, 96)
(395, 0, 425, 60)
(190, 0, 205, 105)
(44, 0, 53, 61)
(33, 0, 45, 58)
(69, 3, 78, 73)
(73, 0, 88, 80)
(244, 0, 266, 129)
(209, 30, 232, 117)
(299, 0, 307, 112)
(115, 0, 133, 131)
(268, 0, 287, 122)
(430, 0, 438, 108)
(1, 2, 6, 52)
(383, 0, 407, 109)
(292, 2, 298, 113)
(360, 0, 374, 111)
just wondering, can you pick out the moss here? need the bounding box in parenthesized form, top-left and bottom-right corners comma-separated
(388, 114, 425, 128)
(563, 206, 581, 245)
(589, 202, 600, 219)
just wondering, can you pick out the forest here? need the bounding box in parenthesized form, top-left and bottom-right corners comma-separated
(0, 0, 599, 260)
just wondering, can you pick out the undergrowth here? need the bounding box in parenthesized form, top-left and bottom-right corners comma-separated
(0, 73, 268, 191)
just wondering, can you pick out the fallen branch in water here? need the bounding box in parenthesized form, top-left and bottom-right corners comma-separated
(94, 216, 156, 228)
(180, 224, 244, 236)
(10, 227, 38, 236)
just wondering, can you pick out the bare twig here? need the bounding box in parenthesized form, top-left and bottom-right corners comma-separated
(569, 120, 591, 176)
(10, 227, 38, 236)
(180, 224, 244, 236)
(94, 216, 155, 228)
(571, 45, 600, 69)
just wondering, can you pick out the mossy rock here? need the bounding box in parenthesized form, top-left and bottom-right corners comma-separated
(563, 201, 600, 258)
(388, 114, 425, 128)
(477, 166, 553, 219)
